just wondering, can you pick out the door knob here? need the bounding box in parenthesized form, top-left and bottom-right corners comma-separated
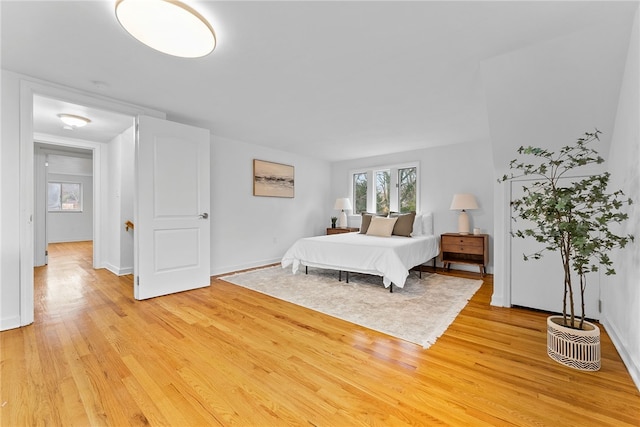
(199, 213, 209, 219)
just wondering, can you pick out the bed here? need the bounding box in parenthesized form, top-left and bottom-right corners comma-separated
(281, 213, 439, 291)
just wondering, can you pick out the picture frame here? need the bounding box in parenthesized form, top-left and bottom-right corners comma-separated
(253, 159, 295, 198)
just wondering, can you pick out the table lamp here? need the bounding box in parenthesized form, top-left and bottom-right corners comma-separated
(450, 193, 478, 234)
(334, 198, 352, 228)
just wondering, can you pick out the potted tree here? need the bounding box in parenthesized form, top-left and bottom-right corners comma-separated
(500, 130, 633, 371)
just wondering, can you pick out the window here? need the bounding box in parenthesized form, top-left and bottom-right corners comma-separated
(350, 163, 418, 215)
(398, 166, 417, 213)
(48, 182, 82, 212)
(376, 170, 390, 215)
(353, 172, 368, 214)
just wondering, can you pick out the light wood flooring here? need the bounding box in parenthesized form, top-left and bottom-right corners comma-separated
(1, 241, 639, 426)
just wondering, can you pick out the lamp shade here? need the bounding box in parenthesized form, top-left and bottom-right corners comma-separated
(334, 198, 352, 211)
(449, 193, 478, 211)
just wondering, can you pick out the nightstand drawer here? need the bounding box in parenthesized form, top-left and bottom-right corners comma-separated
(441, 242, 484, 255)
(441, 235, 483, 247)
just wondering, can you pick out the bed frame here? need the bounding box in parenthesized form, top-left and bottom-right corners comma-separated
(304, 256, 437, 293)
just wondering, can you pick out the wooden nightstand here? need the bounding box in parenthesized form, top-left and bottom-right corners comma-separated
(327, 227, 359, 235)
(440, 233, 489, 276)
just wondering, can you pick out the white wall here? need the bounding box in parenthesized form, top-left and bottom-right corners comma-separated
(105, 126, 135, 275)
(330, 140, 495, 273)
(0, 71, 21, 329)
(484, 18, 632, 308)
(209, 135, 332, 275)
(119, 127, 135, 273)
(47, 173, 93, 243)
(602, 8, 640, 390)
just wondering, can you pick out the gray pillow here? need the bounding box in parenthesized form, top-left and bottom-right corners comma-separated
(389, 212, 416, 237)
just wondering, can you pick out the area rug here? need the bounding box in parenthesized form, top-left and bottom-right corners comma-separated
(220, 266, 483, 349)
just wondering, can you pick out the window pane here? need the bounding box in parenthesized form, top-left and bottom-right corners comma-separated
(48, 183, 61, 210)
(399, 167, 417, 213)
(353, 173, 367, 214)
(61, 183, 81, 210)
(376, 170, 390, 215)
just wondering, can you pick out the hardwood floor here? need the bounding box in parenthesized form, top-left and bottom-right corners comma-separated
(2, 241, 639, 426)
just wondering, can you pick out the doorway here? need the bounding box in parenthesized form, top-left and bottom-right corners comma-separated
(25, 90, 137, 327)
(32, 93, 136, 272)
(34, 143, 94, 267)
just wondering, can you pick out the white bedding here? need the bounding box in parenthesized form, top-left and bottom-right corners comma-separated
(281, 232, 439, 288)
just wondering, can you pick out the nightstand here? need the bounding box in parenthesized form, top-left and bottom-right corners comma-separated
(327, 227, 359, 235)
(440, 233, 489, 276)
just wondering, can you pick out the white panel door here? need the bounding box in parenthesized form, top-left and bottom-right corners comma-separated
(510, 179, 600, 319)
(134, 116, 210, 300)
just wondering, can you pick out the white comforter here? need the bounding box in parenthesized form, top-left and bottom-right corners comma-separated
(281, 232, 439, 288)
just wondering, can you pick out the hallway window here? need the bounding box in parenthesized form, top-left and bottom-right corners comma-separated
(48, 182, 82, 212)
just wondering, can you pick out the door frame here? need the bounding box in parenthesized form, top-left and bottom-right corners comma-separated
(33, 137, 99, 267)
(18, 77, 165, 326)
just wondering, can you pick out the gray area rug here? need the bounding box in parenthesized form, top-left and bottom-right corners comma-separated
(220, 266, 483, 348)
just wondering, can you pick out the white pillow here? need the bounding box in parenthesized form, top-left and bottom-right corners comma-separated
(366, 216, 398, 237)
(422, 212, 434, 236)
(411, 214, 423, 236)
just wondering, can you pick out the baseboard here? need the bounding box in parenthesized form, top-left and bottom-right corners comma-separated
(602, 318, 640, 392)
(104, 263, 133, 276)
(490, 294, 507, 307)
(1, 315, 21, 331)
(211, 258, 280, 277)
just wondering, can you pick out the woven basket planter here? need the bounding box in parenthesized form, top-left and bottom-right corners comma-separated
(547, 315, 600, 371)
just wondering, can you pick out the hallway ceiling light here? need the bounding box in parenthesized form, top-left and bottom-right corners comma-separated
(115, 0, 216, 58)
(57, 114, 91, 128)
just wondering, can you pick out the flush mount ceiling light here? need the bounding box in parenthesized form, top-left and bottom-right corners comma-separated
(57, 114, 91, 128)
(115, 0, 216, 58)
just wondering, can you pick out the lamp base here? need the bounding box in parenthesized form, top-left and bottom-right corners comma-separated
(337, 211, 348, 228)
(458, 210, 470, 234)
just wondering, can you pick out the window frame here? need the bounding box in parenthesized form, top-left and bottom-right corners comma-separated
(47, 181, 83, 213)
(349, 161, 419, 215)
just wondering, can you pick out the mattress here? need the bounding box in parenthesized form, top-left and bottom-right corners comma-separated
(281, 232, 439, 288)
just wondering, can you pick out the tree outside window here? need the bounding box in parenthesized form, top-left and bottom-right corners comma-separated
(353, 172, 368, 214)
(48, 182, 82, 212)
(376, 170, 390, 215)
(399, 167, 417, 213)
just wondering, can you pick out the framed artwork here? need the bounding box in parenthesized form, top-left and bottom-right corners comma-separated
(253, 159, 295, 198)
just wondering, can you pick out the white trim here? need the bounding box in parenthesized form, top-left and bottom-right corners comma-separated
(491, 178, 511, 307)
(18, 75, 165, 328)
(602, 318, 640, 391)
(210, 258, 281, 277)
(104, 264, 134, 276)
(0, 316, 21, 331)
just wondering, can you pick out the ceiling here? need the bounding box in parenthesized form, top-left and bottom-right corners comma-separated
(2, 1, 638, 161)
(33, 95, 134, 143)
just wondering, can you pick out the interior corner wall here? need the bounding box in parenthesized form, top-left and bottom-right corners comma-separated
(0, 71, 21, 330)
(118, 126, 135, 274)
(602, 8, 640, 391)
(209, 135, 331, 275)
(483, 16, 634, 308)
(106, 133, 122, 274)
(329, 140, 495, 274)
(105, 126, 134, 276)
